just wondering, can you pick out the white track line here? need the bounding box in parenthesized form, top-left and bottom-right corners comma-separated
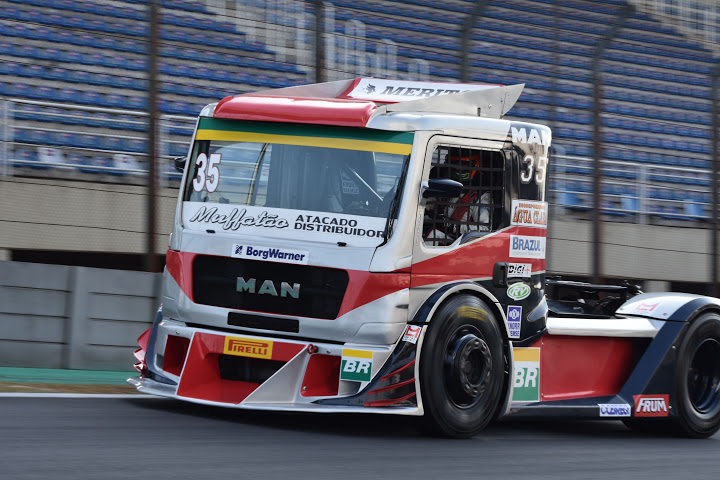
(0, 393, 160, 399)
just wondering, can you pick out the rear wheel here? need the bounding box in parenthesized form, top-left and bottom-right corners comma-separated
(420, 295, 505, 438)
(674, 312, 720, 438)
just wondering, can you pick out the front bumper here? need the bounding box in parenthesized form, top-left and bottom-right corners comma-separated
(128, 319, 422, 415)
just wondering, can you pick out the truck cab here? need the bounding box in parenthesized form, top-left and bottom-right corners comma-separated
(132, 78, 615, 436)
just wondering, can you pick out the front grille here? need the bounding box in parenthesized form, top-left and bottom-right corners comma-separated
(193, 255, 348, 319)
(218, 354, 285, 383)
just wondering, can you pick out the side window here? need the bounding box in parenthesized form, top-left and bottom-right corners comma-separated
(423, 145, 504, 246)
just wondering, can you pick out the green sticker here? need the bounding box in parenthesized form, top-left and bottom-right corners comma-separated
(340, 358, 372, 382)
(512, 348, 540, 402)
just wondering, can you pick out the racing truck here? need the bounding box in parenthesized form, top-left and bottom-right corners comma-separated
(129, 78, 720, 438)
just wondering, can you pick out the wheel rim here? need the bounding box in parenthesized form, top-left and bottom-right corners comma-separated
(687, 338, 720, 415)
(443, 328, 492, 408)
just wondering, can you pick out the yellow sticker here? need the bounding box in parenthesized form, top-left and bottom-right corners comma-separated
(513, 347, 540, 362)
(342, 348, 373, 359)
(224, 336, 273, 359)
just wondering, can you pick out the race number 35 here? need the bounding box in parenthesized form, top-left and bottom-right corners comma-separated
(520, 155, 547, 184)
(192, 152, 221, 192)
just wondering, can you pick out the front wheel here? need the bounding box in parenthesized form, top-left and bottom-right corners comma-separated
(419, 295, 505, 438)
(674, 312, 720, 438)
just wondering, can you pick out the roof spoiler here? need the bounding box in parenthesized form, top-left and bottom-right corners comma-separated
(247, 78, 524, 119)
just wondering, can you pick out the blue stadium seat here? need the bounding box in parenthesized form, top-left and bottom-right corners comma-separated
(81, 156, 114, 174)
(78, 134, 101, 149)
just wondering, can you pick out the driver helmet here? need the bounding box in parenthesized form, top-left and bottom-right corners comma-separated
(445, 150, 481, 185)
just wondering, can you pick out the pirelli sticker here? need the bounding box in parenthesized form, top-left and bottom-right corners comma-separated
(341, 348, 373, 382)
(224, 336, 273, 359)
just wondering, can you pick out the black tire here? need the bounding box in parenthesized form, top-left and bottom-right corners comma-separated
(419, 294, 505, 438)
(673, 312, 720, 438)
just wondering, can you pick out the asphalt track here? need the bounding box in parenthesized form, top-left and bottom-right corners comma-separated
(1, 395, 719, 480)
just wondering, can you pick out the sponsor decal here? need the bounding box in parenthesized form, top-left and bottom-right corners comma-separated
(511, 127, 551, 149)
(509, 235, 546, 259)
(507, 305, 522, 339)
(511, 200, 547, 228)
(402, 325, 422, 344)
(183, 203, 387, 247)
(633, 394, 669, 417)
(294, 214, 384, 238)
(341, 171, 360, 195)
(634, 301, 660, 313)
(507, 282, 531, 301)
(236, 277, 300, 298)
(224, 336, 273, 359)
(345, 78, 497, 103)
(340, 348, 373, 382)
(512, 347, 539, 402)
(188, 206, 290, 230)
(599, 404, 631, 417)
(507, 263, 532, 278)
(232, 244, 309, 265)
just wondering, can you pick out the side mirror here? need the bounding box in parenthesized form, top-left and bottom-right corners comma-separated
(174, 156, 187, 173)
(422, 178, 463, 199)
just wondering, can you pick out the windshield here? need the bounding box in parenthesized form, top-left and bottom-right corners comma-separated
(181, 119, 413, 246)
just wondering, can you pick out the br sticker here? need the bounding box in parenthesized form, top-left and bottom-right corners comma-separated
(512, 347, 540, 402)
(340, 348, 373, 382)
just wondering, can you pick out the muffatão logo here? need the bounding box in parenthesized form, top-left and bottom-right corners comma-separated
(189, 206, 289, 230)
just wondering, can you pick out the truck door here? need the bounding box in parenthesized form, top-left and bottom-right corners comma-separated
(408, 137, 509, 315)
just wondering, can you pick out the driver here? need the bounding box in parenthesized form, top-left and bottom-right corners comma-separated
(424, 149, 491, 245)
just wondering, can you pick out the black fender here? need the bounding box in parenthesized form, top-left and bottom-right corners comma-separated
(618, 295, 720, 417)
(409, 281, 506, 334)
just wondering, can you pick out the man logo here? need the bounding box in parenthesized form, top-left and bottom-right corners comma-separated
(236, 277, 300, 298)
(223, 336, 273, 359)
(234, 245, 243, 255)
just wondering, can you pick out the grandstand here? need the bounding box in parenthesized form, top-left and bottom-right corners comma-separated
(0, 0, 718, 289)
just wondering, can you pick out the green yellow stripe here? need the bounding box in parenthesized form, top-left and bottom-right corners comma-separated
(343, 348, 373, 359)
(513, 347, 540, 362)
(195, 129, 412, 154)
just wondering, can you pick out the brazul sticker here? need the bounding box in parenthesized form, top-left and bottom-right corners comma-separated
(599, 404, 631, 417)
(507, 305, 522, 339)
(340, 348, 373, 382)
(508, 263, 532, 278)
(510, 200, 547, 228)
(232, 244, 309, 265)
(507, 282, 531, 301)
(512, 347, 539, 402)
(509, 235, 546, 259)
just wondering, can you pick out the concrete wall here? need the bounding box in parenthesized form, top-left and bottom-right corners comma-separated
(547, 210, 712, 283)
(1, 178, 714, 284)
(0, 176, 178, 255)
(0, 261, 160, 370)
